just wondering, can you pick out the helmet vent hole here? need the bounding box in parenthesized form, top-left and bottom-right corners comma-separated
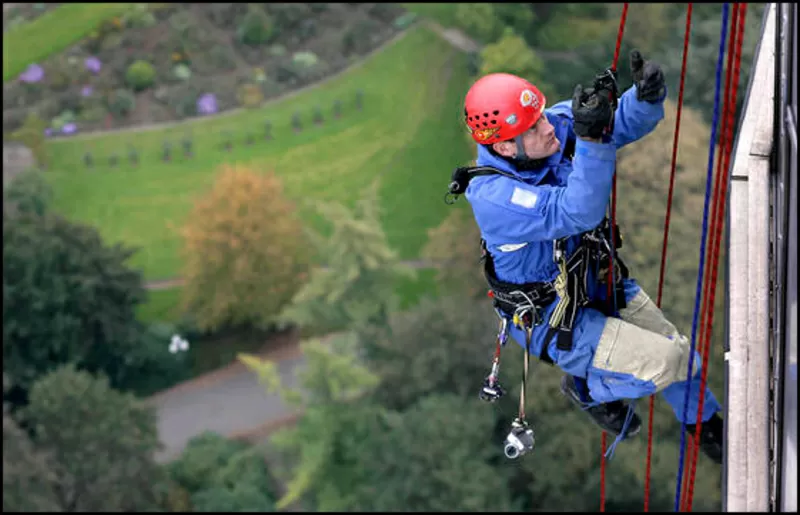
(493, 110, 500, 115)
(482, 122, 488, 127)
(491, 120, 497, 124)
(483, 113, 489, 117)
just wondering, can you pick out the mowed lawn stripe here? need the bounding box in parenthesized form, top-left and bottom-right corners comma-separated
(3, 3, 135, 82)
(44, 26, 474, 281)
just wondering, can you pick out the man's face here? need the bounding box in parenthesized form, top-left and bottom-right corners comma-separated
(492, 116, 560, 160)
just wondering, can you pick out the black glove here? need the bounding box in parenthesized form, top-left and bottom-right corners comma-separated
(571, 84, 614, 140)
(630, 49, 666, 103)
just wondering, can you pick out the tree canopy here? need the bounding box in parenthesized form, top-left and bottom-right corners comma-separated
(179, 164, 311, 332)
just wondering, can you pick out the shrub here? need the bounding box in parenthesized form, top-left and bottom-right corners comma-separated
(123, 4, 156, 28)
(236, 7, 275, 46)
(236, 84, 263, 109)
(208, 45, 238, 72)
(168, 10, 193, 34)
(107, 88, 136, 118)
(47, 67, 71, 91)
(170, 91, 198, 119)
(291, 51, 318, 68)
(268, 44, 286, 57)
(49, 110, 76, 132)
(173, 64, 192, 81)
(125, 60, 156, 91)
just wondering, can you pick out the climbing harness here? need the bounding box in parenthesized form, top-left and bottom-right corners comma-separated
(446, 160, 630, 461)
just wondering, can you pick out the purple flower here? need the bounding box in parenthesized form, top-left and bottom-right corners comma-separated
(44, 128, 53, 137)
(81, 85, 94, 97)
(62, 123, 77, 135)
(85, 56, 102, 74)
(196, 93, 217, 115)
(19, 63, 44, 83)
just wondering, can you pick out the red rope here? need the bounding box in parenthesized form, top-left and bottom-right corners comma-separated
(601, 4, 628, 511)
(645, 5, 694, 511)
(681, 2, 740, 506)
(611, 4, 629, 72)
(682, 3, 747, 511)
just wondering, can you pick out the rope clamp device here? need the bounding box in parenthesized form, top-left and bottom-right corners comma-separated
(479, 313, 510, 403)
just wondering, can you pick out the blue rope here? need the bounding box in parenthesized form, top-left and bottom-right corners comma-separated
(673, 3, 730, 511)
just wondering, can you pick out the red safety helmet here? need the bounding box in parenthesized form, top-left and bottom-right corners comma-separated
(464, 73, 546, 144)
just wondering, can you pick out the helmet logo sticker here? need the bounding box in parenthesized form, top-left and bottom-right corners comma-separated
(520, 90, 534, 107)
(472, 126, 500, 142)
(505, 114, 518, 125)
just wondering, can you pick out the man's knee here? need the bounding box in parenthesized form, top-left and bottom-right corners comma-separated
(592, 318, 697, 393)
(618, 288, 680, 339)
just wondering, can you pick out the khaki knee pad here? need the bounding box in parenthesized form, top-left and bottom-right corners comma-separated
(619, 289, 680, 339)
(592, 317, 697, 393)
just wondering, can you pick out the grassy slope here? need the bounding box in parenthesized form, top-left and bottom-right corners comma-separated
(44, 26, 473, 282)
(3, 3, 134, 81)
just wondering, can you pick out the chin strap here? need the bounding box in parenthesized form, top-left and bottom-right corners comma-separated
(514, 135, 527, 161)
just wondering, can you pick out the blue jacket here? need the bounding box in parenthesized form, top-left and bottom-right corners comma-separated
(465, 86, 665, 285)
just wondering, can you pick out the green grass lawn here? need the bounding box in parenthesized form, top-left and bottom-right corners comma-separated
(401, 3, 462, 28)
(44, 25, 475, 281)
(3, 3, 134, 82)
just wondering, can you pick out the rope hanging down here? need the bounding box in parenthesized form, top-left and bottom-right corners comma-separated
(600, 3, 629, 512)
(682, 3, 747, 512)
(673, 3, 748, 511)
(673, 3, 730, 509)
(644, 4, 694, 512)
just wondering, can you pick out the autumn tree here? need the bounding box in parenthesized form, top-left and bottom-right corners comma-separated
(19, 364, 165, 511)
(179, 164, 311, 332)
(278, 180, 416, 333)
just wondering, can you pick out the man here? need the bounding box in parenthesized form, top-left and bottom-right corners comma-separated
(458, 50, 724, 463)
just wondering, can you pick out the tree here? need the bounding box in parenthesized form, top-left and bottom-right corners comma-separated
(168, 431, 277, 512)
(3, 168, 52, 218)
(3, 209, 146, 402)
(479, 28, 548, 90)
(358, 295, 500, 411)
(277, 180, 416, 333)
(421, 205, 486, 300)
(20, 364, 165, 511)
(340, 394, 519, 512)
(3, 373, 60, 512)
(240, 332, 381, 510)
(651, 3, 765, 125)
(241, 332, 519, 512)
(454, 3, 502, 44)
(178, 164, 311, 332)
(3, 412, 61, 512)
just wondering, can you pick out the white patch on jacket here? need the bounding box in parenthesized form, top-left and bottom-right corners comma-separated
(498, 243, 528, 252)
(510, 187, 538, 209)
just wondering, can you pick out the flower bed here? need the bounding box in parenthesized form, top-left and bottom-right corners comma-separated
(2, 3, 409, 138)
